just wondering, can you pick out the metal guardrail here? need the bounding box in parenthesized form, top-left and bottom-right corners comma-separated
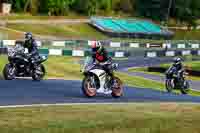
(1, 39, 200, 57)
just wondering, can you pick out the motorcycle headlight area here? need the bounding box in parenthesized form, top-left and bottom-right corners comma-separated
(7, 48, 15, 57)
(112, 63, 118, 70)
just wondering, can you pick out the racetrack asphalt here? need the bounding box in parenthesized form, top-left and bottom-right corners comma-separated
(1, 79, 200, 106)
(1, 57, 200, 106)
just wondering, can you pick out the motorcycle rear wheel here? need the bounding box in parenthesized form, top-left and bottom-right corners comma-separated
(165, 79, 174, 93)
(111, 77, 123, 98)
(32, 64, 45, 81)
(180, 80, 190, 94)
(3, 64, 15, 80)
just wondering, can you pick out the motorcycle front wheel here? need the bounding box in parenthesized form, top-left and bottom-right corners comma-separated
(165, 79, 174, 93)
(3, 64, 15, 80)
(82, 76, 97, 97)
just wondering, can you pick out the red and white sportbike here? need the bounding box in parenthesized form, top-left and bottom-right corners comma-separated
(81, 57, 123, 98)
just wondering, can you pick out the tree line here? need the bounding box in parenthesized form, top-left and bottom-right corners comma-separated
(2, 0, 200, 26)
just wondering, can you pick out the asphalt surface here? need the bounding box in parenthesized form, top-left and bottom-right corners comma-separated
(116, 57, 173, 69)
(1, 57, 200, 106)
(1, 79, 200, 106)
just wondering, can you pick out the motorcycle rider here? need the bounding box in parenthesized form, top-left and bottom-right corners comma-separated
(167, 57, 184, 81)
(23, 32, 39, 67)
(91, 41, 115, 84)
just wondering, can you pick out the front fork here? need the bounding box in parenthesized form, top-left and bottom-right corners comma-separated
(9, 66, 16, 76)
(89, 76, 96, 88)
(105, 74, 115, 89)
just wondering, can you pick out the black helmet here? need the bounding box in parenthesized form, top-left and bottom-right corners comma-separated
(173, 57, 182, 66)
(25, 32, 33, 41)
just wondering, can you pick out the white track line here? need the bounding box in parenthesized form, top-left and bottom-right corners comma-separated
(0, 103, 134, 108)
(0, 102, 199, 109)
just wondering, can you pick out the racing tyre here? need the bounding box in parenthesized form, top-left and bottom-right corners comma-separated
(82, 76, 97, 97)
(3, 64, 15, 80)
(32, 64, 46, 81)
(165, 79, 174, 93)
(180, 80, 190, 94)
(111, 77, 123, 98)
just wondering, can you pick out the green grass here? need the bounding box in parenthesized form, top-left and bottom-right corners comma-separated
(44, 56, 83, 80)
(173, 29, 200, 40)
(0, 13, 88, 20)
(0, 27, 24, 40)
(116, 72, 164, 91)
(128, 67, 200, 81)
(7, 23, 108, 39)
(160, 61, 200, 71)
(0, 12, 136, 20)
(0, 103, 200, 133)
(5, 22, 200, 41)
(2, 14, 200, 41)
(5, 23, 166, 42)
(160, 61, 200, 81)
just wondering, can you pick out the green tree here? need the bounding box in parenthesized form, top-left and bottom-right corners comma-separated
(98, 0, 112, 13)
(111, 0, 120, 11)
(73, 0, 97, 16)
(47, 0, 75, 16)
(24, 0, 39, 15)
(11, 0, 26, 12)
(173, 0, 199, 29)
(38, 0, 49, 13)
(119, 0, 133, 13)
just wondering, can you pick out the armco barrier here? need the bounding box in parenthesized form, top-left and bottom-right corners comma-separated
(148, 67, 200, 77)
(0, 48, 129, 58)
(145, 50, 200, 58)
(2, 39, 200, 49)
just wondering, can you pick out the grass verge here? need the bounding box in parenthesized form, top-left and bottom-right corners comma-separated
(0, 13, 88, 20)
(161, 61, 200, 72)
(7, 23, 107, 39)
(0, 27, 24, 40)
(0, 103, 200, 133)
(173, 29, 200, 40)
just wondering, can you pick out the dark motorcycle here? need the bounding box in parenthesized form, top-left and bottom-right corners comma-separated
(3, 44, 48, 81)
(165, 66, 190, 94)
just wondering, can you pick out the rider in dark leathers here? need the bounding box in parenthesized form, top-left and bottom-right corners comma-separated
(167, 57, 184, 80)
(91, 41, 114, 82)
(23, 32, 39, 67)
